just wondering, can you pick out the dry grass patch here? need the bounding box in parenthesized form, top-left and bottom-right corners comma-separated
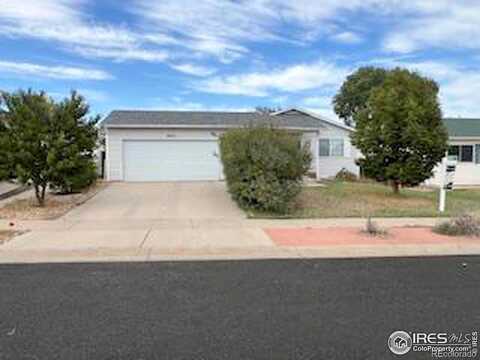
(294, 181, 435, 218)
(250, 180, 480, 218)
(0, 182, 107, 220)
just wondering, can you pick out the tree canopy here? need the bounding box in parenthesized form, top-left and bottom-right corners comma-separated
(351, 68, 448, 193)
(48, 92, 99, 194)
(333, 66, 387, 126)
(0, 90, 98, 206)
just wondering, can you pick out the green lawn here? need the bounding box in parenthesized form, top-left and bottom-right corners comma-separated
(250, 181, 480, 218)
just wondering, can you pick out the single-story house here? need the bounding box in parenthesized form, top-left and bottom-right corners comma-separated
(102, 108, 360, 182)
(428, 118, 480, 186)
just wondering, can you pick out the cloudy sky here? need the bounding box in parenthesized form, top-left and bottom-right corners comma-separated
(1, 0, 480, 120)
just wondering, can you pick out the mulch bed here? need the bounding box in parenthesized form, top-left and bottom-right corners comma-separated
(265, 226, 478, 246)
(0, 182, 107, 220)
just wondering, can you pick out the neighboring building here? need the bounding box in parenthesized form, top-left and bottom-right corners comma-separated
(102, 108, 359, 182)
(428, 118, 480, 186)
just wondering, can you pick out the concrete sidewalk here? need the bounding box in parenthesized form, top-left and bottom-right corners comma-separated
(0, 216, 443, 231)
(1, 216, 480, 263)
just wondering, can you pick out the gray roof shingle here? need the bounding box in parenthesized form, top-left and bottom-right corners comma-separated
(102, 110, 323, 129)
(444, 118, 480, 137)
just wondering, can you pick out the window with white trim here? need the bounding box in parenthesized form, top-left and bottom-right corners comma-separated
(319, 139, 344, 157)
(449, 145, 475, 162)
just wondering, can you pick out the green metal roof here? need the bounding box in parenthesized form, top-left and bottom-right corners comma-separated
(444, 118, 480, 137)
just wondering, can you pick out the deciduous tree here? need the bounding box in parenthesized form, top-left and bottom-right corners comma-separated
(351, 68, 448, 193)
(333, 66, 387, 126)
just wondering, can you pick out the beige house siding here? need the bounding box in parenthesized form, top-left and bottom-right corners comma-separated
(316, 123, 360, 179)
(427, 138, 480, 186)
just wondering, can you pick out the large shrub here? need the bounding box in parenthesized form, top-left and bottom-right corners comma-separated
(220, 126, 311, 214)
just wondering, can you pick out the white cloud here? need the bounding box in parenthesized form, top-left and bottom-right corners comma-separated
(133, 0, 480, 57)
(0, 60, 112, 80)
(132, 0, 276, 61)
(0, 0, 169, 64)
(73, 47, 169, 62)
(0, 0, 80, 22)
(383, 1, 480, 53)
(271, 95, 289, 104)
(129, 0, 395, 61)
(3, 0, 479, 70)
(331, 31, 363, 44)
(304, 107, 339, 121)
(302, 96, 332, 107)
(170, 63, 216, 77)
(77, 89, 110, 102)
(196, 61, 349, 96)
(147, 97, 252, 112)
(440, 74, 480, 118)
(301, 96, 337, 119)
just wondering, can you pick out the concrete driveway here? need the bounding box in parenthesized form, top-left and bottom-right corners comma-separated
(0, 182, 279, 262)
(64, 182, 245, 221)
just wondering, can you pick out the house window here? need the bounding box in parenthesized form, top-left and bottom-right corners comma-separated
(319, 139, 344, 157)
(448, 145, 459, 161)
(449, 145, 474, 162)
(461, 145, 473, 162)
(319, 139, 330, 156)
(331, 139, 344, 156)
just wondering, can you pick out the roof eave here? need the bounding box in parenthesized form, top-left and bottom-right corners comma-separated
(272, 107, 355, 132)
(104, 124, 319, 132)
(449, 136, 480, 140)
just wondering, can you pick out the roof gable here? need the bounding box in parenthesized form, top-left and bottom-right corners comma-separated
(271, 108, 355, 132)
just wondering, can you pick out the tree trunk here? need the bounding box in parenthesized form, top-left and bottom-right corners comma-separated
(391, 181, 400, 194)
(34, 184, 46, 207)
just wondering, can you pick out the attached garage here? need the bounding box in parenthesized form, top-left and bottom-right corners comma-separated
(102, 109, 357, 182)
(123, 140, 221, 182)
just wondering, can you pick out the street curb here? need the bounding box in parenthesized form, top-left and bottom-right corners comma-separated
(1, 243, 479, 264)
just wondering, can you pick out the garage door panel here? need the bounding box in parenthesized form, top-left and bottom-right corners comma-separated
(123, 140, 221, 181)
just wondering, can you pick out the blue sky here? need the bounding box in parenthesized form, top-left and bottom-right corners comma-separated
(1, 0, 480, 120)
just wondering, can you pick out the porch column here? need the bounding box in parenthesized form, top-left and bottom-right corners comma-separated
(315, 137, 320, 181)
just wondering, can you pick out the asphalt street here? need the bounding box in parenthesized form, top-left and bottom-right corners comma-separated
(0, 256, 478, 359)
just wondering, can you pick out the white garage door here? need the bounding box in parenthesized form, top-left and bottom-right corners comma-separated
(123, 140, 222, 181)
